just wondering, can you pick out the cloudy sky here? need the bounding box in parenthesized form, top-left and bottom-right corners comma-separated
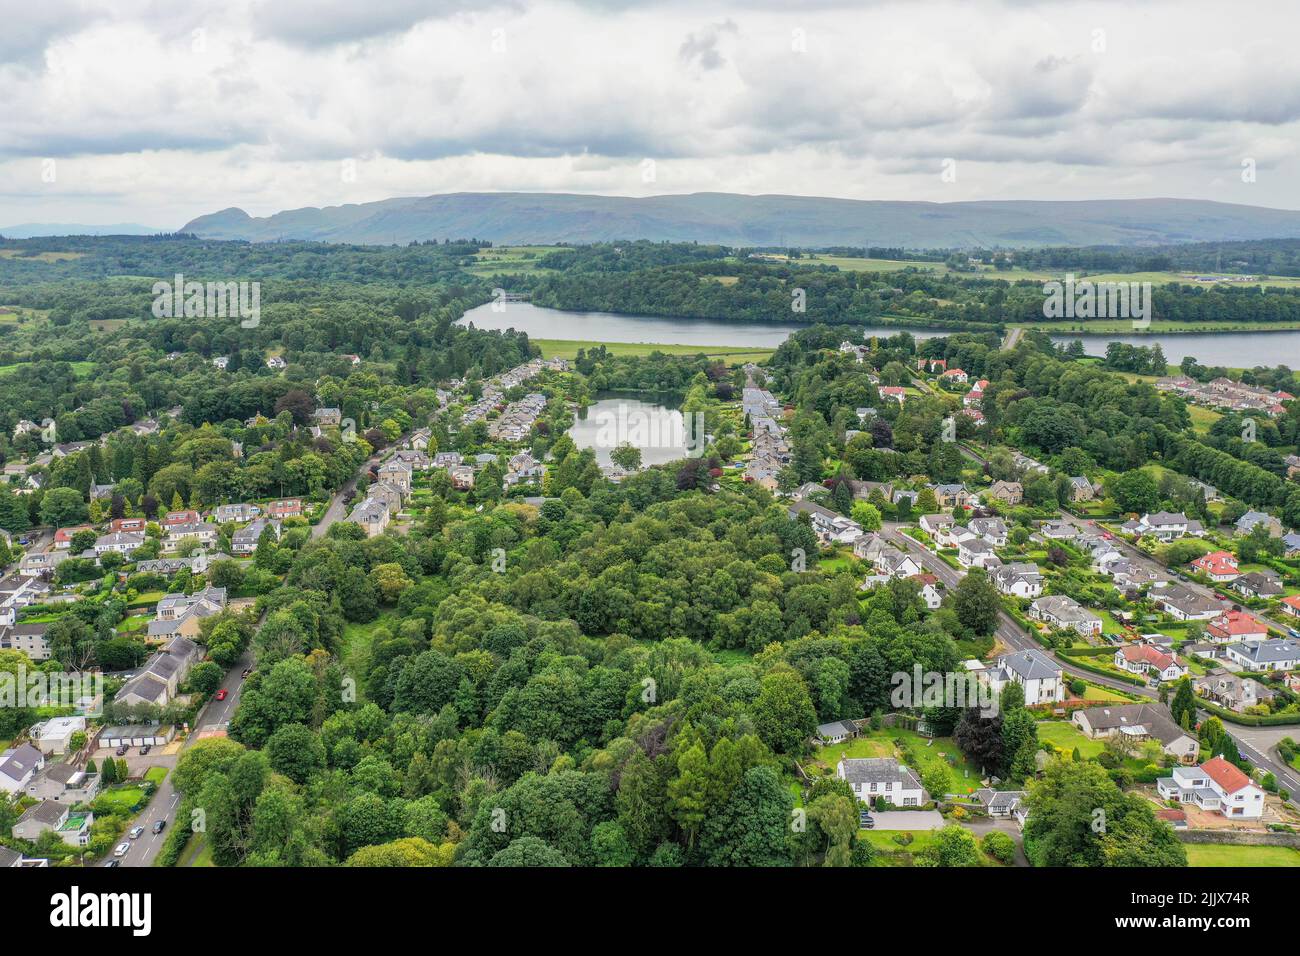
(3, 0, 1299, 228)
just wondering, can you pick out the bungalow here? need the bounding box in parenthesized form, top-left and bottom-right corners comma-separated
(1190, 550, 1239, 583)
(1157, 757, 1265, 819)
(1029, 594, 1103, 636)
(970, 788, 1029, 826)
(1071, 703, 1198, 763)
(1234, 570, 1284, 600)
(787, 501, 862, 546)
(1153, 584, 1223, 621)
(1283, 595, 1300, 618)
(53, 525, 94, 550)
(109, 517, 147, 533)
(986, 480, 1023, 506)
(161, 510, 202, 528)
(1039, 520, 1076, 541)
(814, 719, 860, 745)
(983, 649, 1063, 706)
(1115, 644, 1188, 683)
(991, 562, 1044, 599)
(1206, 609, 1267, 644)
(1224, 639, 1300, 672)
(266, 355, 287, 370)
(940, 368, 968, 385)
(12, 800, 93, 847)
(878, 386, 907, 405)
(837, 757, 926, 807)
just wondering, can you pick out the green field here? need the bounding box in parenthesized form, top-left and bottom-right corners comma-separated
(531, 338, 774, 364)
(809, 729, 984, 795)
(1185, 844, 1300, 867)
(463, 245, 566, 276)
(338, 612, 398, 701)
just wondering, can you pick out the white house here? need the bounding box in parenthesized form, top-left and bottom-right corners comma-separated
(837, 757, 926, 807)
(992, 562, 1044, 599)
(968, 517, 1008, 547)
(984, 649, 1063, 706)
(957, 537, 999, 569)
(1224, 639, 1300, 672)
(0, 743, 45, 795)
(28, 716, 87, 756)
(1156, 757, 1265, 819)
(1134, 511, 1199, 542)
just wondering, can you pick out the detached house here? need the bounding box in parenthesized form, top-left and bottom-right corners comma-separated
(1234, 571, 1283, 600)
(231, 517, 281, 554)
(12, 800, 93, 847)
(992, 563, 1044, 599)
(1153, 584, 1222, 621)
(837, 758, 926, 807)
(957, 537, 999, 569)
(1072, 703, 1198, 763)
(986, 480, 1023, 506)
(1115, 643, 1187, 683)
(983, 649, 1063, 706)
(348, 497, 390, 537)
(0, 743, 45, 795)
(1157, 757, 1265, 819)
(1224, 639, 1300, 673)
(1029, 594, 1103, 636)
(1190, 550, 1239, 583)
(1206, 610, 1267, 644)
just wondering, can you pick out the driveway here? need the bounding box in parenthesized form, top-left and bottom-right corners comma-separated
(865, 810, 945, 831)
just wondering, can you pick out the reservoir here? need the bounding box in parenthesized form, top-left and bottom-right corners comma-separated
(459, 302, 1300, 368)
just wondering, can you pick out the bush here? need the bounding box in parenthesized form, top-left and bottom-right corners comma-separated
(981, 830, 1016, 865)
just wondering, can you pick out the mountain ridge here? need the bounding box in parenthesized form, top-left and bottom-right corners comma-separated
(179, 192, 1300, 249)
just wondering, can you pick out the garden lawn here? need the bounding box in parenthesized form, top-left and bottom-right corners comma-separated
(1185, 844, 1300, 867)
(93, 785, 147, 815)
(1036, 719, 1106, 759)
(144, 766, 168, 786)
(809, 729, 984, 795)
(338, 612, 398, 702)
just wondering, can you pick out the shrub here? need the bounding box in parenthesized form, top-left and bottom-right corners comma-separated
(981, 830, 1016, 865)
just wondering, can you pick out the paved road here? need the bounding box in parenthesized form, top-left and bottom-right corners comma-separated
(115, 452, 380, 867)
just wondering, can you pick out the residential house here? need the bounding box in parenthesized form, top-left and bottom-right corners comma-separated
(1224, 639, 1300, 672)
(348, 497, 390, 537)
(163, 522, 216, 553)
(1234, 570, 1284, 600)
(992, 562, 1044, 599)
(1236, 510, 1282, 537)
(1153, 584, 1223, 621)
(1067, 476, 1099, 502)
(957, 537, 999, 569)
(231, 517, 281, 555)
(970, 788, 1029, 826)
(28, 716, 86, 756)
(1196, 670, 1274, 713)
(1029, 594, 1103, 636)
(918, 513, 955, 541)
(787, 501, 862, 546)
(448, 464, 475, 490)
(94, 531, 145, 557)
(814, 719, 859, 745)
(1282, 595, 1300, 618)
(11, 800, 93, 847)
(878, 386, 907, 405)
(1071, 703, 1199, 763)
(0, 743, 45, 794)
(1157, 757, 1265, 819)
(837, 757, 926, 807)
(213, 502, 261, 523)
(1206, 609, 1267, 644)
(986, 480, 1023, 506)
(161, 510, 202, 528)
(115, 634, 203, 707)
(109, 517, 147, 533)
(377, 459, 413, 494)
(983, 649, 1064, 706)
(1133, 511, 1198, 542)
(1039, 520, 1076, 541)
(1115, 644, 1188, 683)
(940, 368, 969, 385)
(26, 763, 101, 805)
(1190, 550, 1239, 583)
(311, 407, 342, 427)
(266, 355, 287, 370)
(931, 484, 970, 509)
(53, 525, 94, 550)
(968, 517, 1008, 547)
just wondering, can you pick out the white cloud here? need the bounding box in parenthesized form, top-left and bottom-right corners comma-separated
(2, 0, 1298, 226)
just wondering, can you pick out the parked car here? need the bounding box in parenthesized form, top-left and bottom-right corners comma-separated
(152, 820, 166, 834)
(129, 826, 144, 839)
(859, 811, 875, 830)
(115, 745, 129, 756)
(114, 843, 130, 857)
(139, 744, 151, 755)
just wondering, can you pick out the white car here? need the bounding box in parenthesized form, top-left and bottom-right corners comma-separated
(128, 826, 144, 839)
(114, 842, 131, 857)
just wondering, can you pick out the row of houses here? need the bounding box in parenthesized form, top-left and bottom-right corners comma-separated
(1156, 375, 1291, 418)
(742, 382, 790, 491)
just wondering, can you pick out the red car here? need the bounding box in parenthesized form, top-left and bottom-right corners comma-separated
(215, 689, 227, 701)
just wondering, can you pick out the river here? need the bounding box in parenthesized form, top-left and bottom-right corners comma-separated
(459, 302, 1300, 367)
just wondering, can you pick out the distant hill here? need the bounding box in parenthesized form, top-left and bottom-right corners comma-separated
(0, 222, 161, 238)
(179, 193, 1300, 249)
